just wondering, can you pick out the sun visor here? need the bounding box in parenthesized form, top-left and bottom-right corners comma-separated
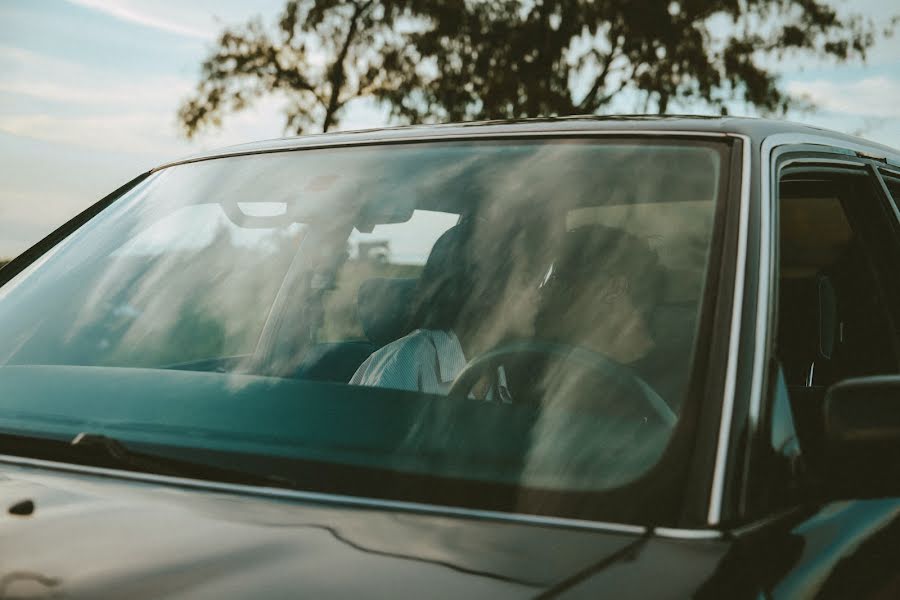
(354, 177, 416, 233)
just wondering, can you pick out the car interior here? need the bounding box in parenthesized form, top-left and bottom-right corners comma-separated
(777, 172, 900, 462)
(303, 211, 704, 409)
(0, 141, 740, 514)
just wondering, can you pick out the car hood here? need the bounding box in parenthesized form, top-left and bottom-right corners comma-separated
(0, 460, 644, 599)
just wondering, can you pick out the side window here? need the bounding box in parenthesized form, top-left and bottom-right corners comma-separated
(881, 171, 900, 208)
(775, 170, 900, 465)
(777, 174, 900, 388)
(755, 168, 900, 515)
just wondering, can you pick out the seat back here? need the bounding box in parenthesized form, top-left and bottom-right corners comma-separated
(357, 277, 418, 347)
(778, 274, 840, 387)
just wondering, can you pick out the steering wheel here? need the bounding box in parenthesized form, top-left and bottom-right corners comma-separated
(448, 340, 676, 427)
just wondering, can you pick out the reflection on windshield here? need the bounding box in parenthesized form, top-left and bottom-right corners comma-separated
(0, 139, 726, 517)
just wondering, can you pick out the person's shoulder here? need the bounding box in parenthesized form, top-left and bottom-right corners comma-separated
(376, 329, 438, 357)
(350, 330, 436, 387)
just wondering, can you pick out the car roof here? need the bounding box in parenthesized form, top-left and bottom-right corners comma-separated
(158, 115, 900, 170)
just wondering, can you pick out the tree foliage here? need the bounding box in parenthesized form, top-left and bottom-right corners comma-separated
(179, 0, 422, 135)
(179, 0, 891, 137)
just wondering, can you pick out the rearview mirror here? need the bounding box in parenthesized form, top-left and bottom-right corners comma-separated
(822, 376, 900, 497)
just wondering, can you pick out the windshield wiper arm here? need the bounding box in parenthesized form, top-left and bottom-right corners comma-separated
(0, 429, 296, 489)
(69, 432, 291, 487)
(70, 432, 189, 478)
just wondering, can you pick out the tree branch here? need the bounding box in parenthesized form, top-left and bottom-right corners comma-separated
(578, 34, 623, 112)
(322, 0, 375, 131)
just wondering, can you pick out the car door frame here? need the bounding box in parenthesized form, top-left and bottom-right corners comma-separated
(723, 134, 900, 515)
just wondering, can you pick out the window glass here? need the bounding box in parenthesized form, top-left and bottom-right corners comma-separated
(321, 210, 458, 342)
(777, 182, 897, 387)
(882, 172, 900, 207)
(772, 172, 900, 516)
(0, 140, 727, 521)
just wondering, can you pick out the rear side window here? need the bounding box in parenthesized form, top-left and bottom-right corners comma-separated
(881, 171, 900, 207)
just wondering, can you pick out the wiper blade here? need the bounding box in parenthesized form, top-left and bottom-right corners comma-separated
(70, 432, 189, 478)
(0, 429, 296, 489)
(63, 432, 291, 488)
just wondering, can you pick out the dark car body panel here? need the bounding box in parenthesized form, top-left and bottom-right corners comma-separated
(562, 501, 900, 599)
(0, 463, 633, 598)
(4, 462, 900, 599)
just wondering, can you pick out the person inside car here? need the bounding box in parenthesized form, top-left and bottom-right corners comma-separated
(528, 223, 674, 420)
(511, 223, 676, 491)
(538, 224, 661, 364)
(349, 219, 514, 399)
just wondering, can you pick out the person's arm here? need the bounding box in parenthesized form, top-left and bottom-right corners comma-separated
(349, 336, 433, 392)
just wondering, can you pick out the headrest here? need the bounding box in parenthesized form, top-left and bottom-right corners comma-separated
(357, 277, 417, 346)
(779, 274, 838, 361)
(778, 273, 840, 386)
(408, 222, 473, 330)
(418, 223, 471, 288)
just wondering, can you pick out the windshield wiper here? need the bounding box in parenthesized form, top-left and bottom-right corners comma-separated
(69, 432, 193, 478)
(68, 432, 296, 488)
(1, 430, 294, 488)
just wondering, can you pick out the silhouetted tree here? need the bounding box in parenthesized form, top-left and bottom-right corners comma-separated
(179, 0, 422, 136)
(383, 0, 893, 121)
(180, 0, 893, 135)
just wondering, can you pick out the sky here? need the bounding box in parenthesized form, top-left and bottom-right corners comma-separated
(0, 0, 898, 258)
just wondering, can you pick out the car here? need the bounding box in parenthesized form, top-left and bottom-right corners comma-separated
(1, 116, 900, 598)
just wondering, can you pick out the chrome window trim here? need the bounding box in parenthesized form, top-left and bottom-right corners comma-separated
(780, 157, 869, 170)
(0, 453, 733, 539)
(152, 129, 733, 171)
(652, 527, 724, 540)
(707, 134, 752, 525)
(0, 453, 650, 535)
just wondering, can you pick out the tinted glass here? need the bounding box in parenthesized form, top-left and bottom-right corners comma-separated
(0, 140, 727, 521)
(883, 172, 900, 207)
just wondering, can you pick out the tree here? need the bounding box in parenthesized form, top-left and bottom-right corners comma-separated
(179, 0, 892, 136)
(178, 0, 422, 136)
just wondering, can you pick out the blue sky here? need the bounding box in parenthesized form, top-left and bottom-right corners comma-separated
(0, 0, 898, 257)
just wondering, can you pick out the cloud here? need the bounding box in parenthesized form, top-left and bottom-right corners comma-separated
(0, 112, 185, 155)
(63, 0, 213, 39)
(0, 92, 296, 157)
(786, 77, 900, 119)
(0, 45, 193, 107)
(0, 44, 288, 154)
(0, 45, 198, 152)
(0, 46, 85, 74)
(0, 78, 194, 109)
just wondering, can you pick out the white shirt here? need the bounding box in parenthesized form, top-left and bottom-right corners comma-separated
(350, 328, 510, 400)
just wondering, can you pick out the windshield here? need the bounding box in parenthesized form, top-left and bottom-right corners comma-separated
(0, 138, 729, 522)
